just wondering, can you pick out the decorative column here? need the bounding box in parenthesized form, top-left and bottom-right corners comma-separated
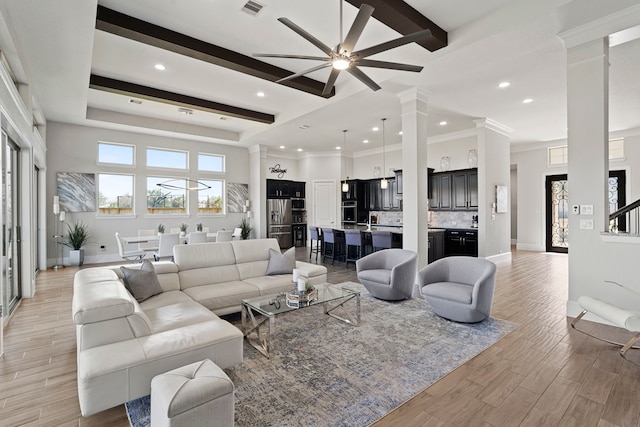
(249, 145, 268, 238)
(397, 88, 429, 269)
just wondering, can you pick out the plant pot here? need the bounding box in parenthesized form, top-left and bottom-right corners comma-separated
(69, 249, 84, 266)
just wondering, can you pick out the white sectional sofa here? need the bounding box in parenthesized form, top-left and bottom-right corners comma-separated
(72, 238, 327, 416)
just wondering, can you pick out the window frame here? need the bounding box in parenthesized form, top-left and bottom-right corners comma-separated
(146, 147, 189, 170)
(146, 175, 189, 216)
(97, 141, 135, 167)
(97, 173, 135, 216)
(197, 178, 226, 216)
(198, 152, 226, 173)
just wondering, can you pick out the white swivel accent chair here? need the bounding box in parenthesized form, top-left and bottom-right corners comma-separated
(154, 233, 180, 261)
(115, 232, 146, 263)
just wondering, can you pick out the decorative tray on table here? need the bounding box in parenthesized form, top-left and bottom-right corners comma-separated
(286, 286, 318, 308)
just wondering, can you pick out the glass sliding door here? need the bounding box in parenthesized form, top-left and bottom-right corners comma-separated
(2, 131, 20, 319)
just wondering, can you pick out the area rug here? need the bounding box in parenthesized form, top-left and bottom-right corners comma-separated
(126, 283, 517, 427)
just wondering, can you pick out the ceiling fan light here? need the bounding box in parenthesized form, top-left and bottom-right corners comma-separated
(332, 58, 350, 70)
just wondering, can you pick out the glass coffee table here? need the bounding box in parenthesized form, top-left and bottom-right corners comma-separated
(241, 282, 361, 358)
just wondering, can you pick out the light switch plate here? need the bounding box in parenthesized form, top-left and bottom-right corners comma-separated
(580, 205, 593, 215)
(580, 219, 594, 229)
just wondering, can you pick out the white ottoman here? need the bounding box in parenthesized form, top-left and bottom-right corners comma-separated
(151, 359, 234, 427)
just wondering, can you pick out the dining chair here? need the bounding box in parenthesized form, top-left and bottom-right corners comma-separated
(322, 228, 345, 265)
(216, 230, 234, 242)
(154, 233, 180, 261)
(344, 229, 364, 268)
(309, 226, 322, 262)
(114, 232, 146, 263)
(188, 231, 207, 244)
(371, 231, 392, 252)
(232, 227, 242, 240)
(137, 229, 158, 252)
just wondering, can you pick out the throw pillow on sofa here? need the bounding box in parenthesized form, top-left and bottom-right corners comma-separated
(121, 260, 163, 302)
(266, 247, 295, 275)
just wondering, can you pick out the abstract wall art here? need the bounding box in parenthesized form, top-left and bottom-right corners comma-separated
(227, 183, 249, 213)
(57, 172, 96, 212)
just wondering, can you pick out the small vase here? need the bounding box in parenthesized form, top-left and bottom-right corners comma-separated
(440, 156, 450, 172)
(180, 231, 186, 237)
(467, 149, 478, 168)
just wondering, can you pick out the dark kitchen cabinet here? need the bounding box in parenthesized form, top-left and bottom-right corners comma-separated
(453, 169, 478, 210)
(290, 181, 305, 198)
(341, 180, 358, 201)
(445, 229, 478, 257)
(429, 173, 452, 210)
(266, 179, 290, 199)
(428, 230, 445, 263)
(382, 178, 400, 210)
(395, 170, 403, 195)
(368, 179, 382, 210)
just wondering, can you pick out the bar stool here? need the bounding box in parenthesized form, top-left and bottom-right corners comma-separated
(309, 226, 322, 262)
(344, 230, 363, 268)
(322, 228, 345, 265)
(371, 231, 392, 252)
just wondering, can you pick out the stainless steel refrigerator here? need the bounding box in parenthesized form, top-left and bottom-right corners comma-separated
(267, 199, 292, 249)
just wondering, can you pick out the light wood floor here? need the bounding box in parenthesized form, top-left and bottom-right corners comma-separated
(0, 249, 638, 426)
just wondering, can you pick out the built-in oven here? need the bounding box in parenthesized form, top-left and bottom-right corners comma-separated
(342, 201, 357, 224)
(291, 199, 305, 209)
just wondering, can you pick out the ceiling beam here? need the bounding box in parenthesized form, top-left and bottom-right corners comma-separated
(345, 0, 447, 52)
(95, 5, 334, 98)
(89, 74, 275, 124)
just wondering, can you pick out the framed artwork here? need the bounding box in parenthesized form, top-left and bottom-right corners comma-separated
(57, 172, 96, 212)
(496, 185, 508, 213)
(227, 183, 249, 213)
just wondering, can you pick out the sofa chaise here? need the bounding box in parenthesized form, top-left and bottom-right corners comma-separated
(72, 238, 327, 416)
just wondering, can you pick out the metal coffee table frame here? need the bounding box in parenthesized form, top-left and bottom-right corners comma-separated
(241, 282, 361, 358)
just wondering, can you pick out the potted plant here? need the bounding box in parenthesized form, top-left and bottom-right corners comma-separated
(179, 222, 188, 237)
(196, 223, 203, 232)
(239, 217, 253, 240)
(62, 220, 90, 266)
(157, 223, 165, 235)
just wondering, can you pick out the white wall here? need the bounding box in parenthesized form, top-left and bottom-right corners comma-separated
(46, 122, 251, 265)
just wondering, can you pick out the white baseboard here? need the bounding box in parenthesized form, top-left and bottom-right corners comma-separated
(516, 243, 545, 251)
(485, 252, 512, 264)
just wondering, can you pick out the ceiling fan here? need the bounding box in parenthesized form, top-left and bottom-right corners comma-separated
(254, 1, 431, 96)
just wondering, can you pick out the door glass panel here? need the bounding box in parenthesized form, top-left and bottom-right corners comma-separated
(2, 133, 20, 318)
(545, 175, 568, 253)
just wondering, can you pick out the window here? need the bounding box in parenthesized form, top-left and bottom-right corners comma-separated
(147, 148, 187, 169)
(198, 179, 224, 214)
(609, 138, 624, 159)
(98, 174, 133, 215)
(147, 176, 187, 214)
(548, 146, 568, 166)
(548, 139, 625, 166)
(198, 153, 225, 172)
(98, 142, 134, 165)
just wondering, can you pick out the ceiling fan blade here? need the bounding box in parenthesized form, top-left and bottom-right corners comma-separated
(356, 59, 423, 72)
(341, 4, 374, 54)
(353, 29, 432, 59)
(276, 63, 332, 83)
(253, 53, 329, 61)
(278, 17, 333, 56)
(346, 66, 381, 92)
(322, 68, 341, 96)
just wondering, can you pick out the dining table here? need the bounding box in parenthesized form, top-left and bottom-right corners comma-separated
(121, 233, 218, 245)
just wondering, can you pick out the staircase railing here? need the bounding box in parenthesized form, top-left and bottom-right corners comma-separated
(609, 198, 640, 234)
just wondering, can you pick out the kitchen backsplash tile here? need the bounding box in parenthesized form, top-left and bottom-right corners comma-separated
(370, 210, 403, 226)
(429, 210, 477, 228)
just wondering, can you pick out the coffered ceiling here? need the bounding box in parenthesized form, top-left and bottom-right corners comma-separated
(0, 0, 639, 154)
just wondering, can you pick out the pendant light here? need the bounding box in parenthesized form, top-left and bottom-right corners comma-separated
(341, 129, 350, 192)
(380, 118, 388, 189)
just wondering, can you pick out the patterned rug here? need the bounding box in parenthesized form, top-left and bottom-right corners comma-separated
(127, 283, 517, 427)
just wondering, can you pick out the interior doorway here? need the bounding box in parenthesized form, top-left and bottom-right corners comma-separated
(2, 131, 21, 318)
(313, 180, 337, 229)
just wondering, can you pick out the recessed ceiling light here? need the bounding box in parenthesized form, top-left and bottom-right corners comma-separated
(372, 126, 379, 131)
(336, 146, 341, 150)
(523, 98, 533, 104)
(154, 64, 166, 71)
(279, 145, 285, 149)
(128, 99, 142, 104)
(297, 148, 303, 152)
(256, 91, 265, 97)
(439, 121, 447, 126)
(498, 81, 510, 88)
(398, 131, 403, 135)
(363, 139, 369, 144)
(298, 125, 310, 130)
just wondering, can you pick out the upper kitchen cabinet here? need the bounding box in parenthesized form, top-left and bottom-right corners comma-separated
(394, 170, 403, 195)
(266, 179, 291, 199)
(429, 168, 477, 211)
(290, 181, 305, 198)
(382, 178, 400, 210)
(341, 180, 359, 201)
(429, 173, 452, 210)
(452, 169, 478, 210)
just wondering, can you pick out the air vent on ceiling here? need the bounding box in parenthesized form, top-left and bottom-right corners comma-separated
(241, 0, 264, 16)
